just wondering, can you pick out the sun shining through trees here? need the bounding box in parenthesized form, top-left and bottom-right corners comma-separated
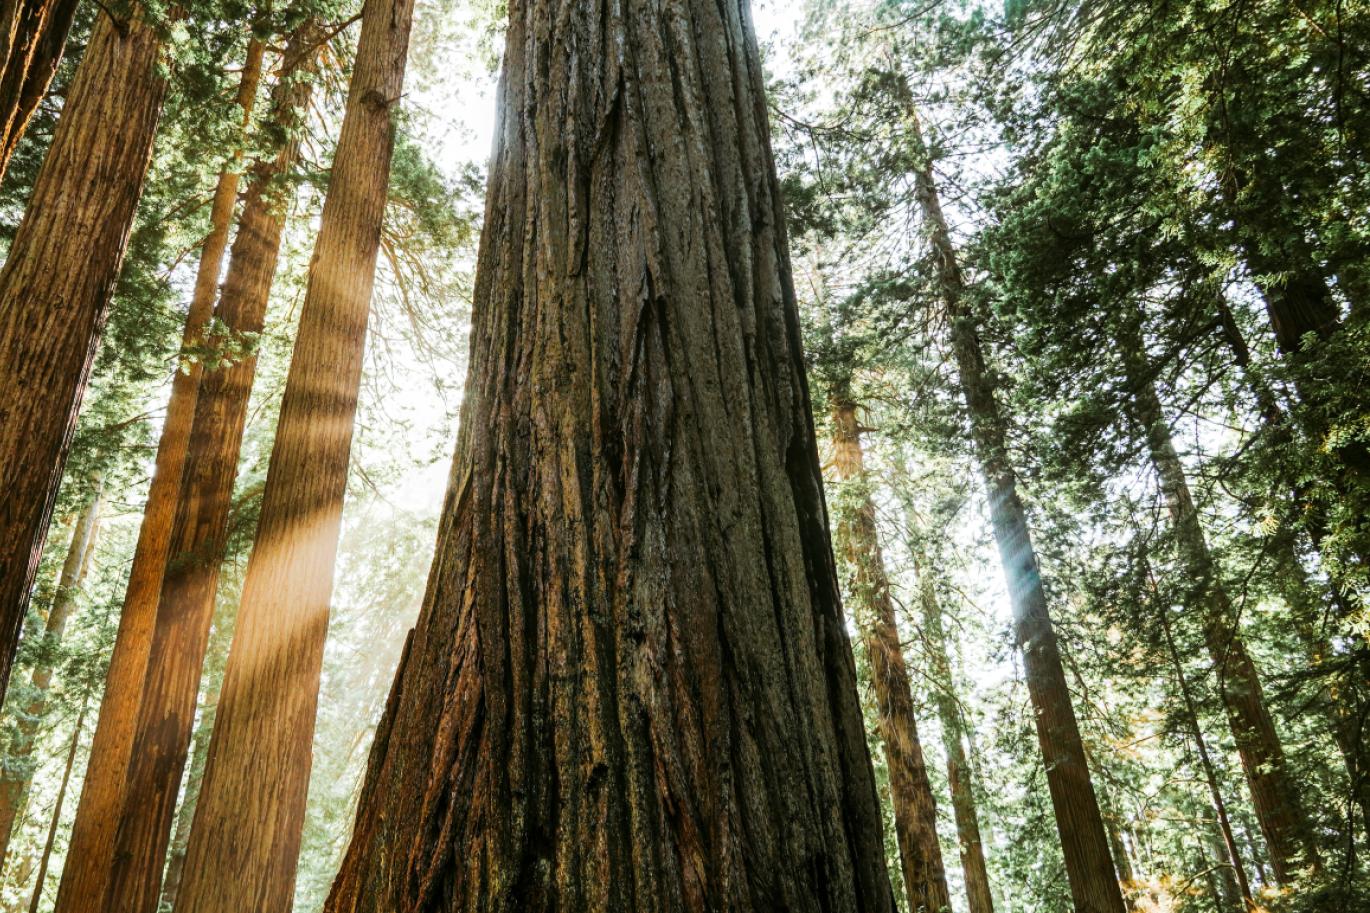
(0, 0, 1365, 912)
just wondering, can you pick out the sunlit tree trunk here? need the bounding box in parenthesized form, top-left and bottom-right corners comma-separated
(0, 484, 100, 870)
(1124, 346, 1320, 882)
(897, 79, 1125, 913)
(51, 36, 267, 913)
(0, 0, 80, 180)
(0, 6, 169, 708)
(155, 602, 232, 913)
(910, 538, 996, 913)
(75, 31, 318, 913)
(830, 399, 952, 913)
(323, 0, 897, 910)
(173, 4, 413, 910)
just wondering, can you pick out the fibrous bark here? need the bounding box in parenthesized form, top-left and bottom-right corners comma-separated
(324, 0, 897, 910)
(173, 4, 411, 910)
(0, 7, 169, 708)
(52, 36, 267, 913)
(0, 0, 80, 181)
(0, 484, 100, 870)
(899, 79, 1126, 913)
(81, 31, 317, 913)
(830, 400, 952, 913)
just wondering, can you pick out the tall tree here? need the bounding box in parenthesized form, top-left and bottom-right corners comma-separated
(51, 32, 269, 913)
(0, 6, 171, 704)
(910, 533, 996, 913)
(1122, 339, 1321, 882)
(0, 0, 80, 180)
(172, 3, 415, 909)
(0, 484, 100, 870)
(23, 700, 84, 913)
(59, 26, 316, 913)
(323, 0, 896, 910)
(897, 81, 1127, 913)
(831, 398, 953, 913)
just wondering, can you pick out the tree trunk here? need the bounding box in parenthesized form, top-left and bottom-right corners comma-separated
(898, 80, 1125, 913)
(0, 6, 170, 709)
(156, 601, 233, 913)
(1213, 296, 1370, 836)
(0, 484, 100, 870)
(1124, 349, 1320, 882)
(324, 0, 897, 910)
(25, 700, 84, 913)
(72, 32, 317, 913)
(50, 36, 268, 913)
(911, 539, 996, 913)
(830, 400, 952, 913)
(0, 0, 79, 181)
(172, 5, 413, 910)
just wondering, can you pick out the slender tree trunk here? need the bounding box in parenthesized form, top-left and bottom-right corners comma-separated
(1158, 604, 1255, 911)
(1204, 822, 1244, 913)
(325, 0, 897, 910)
(0, 0, 79, 180)
(1124, 349, 1320, 882)
(81, 33, 317, 913)
(1213, 298, 1370, 835)
(0, 483, 100, 871)
(830, 400, 952, 913)
(911, 541, 996, 913)
(156, 603, 233, 913)
(50, 37, 268, 913)
(173, 5, 413, 910)
(898, 81, 1125, 913)
(0, 6, 170, 708)
(25, 700, 84, 913)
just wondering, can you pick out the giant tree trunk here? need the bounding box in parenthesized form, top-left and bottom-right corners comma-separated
(68, 32, 316, 913)
(1124, 349, 1319, 882)
(172, 5, 412, 910)
(0, 485, 100, 870)
(830, 400, 952, 913)
(0, 7, 169, 708)
(51, 38, 269, 913)
(899, 82, 1125, 913)
(911, 539, 996, 913)
(323, 1, 897, 910)
(0, 0, 80, 181)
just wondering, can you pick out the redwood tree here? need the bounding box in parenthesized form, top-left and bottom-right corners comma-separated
(0, 7, 170, 705)
(172, 2, 415, 909)
(831, 398, 953, 913)
(898, 82, 1126, 913)
(324, 1, 896, 910)
(0, 0, 80, 180)
(90, 27, 320, 913)
(52, 34, 267, 913)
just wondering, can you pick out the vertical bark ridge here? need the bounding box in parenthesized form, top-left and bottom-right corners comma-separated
(324, 0, 896, 911)
(0, 7, 169, 708)
(0, 0, 79, 181)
